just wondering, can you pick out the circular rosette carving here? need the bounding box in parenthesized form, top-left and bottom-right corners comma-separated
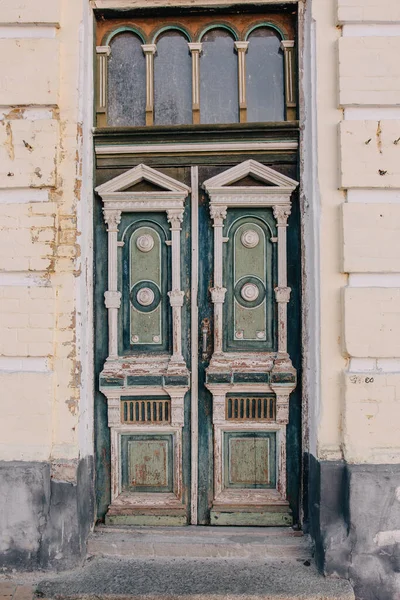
(130, 281, 161, 313)
(241, 229, 260, 249)
(234, 276, 266, 308)
(241, 283, 259, 302)
(136, 234, 154, 253)
(136, 287, 154, 307)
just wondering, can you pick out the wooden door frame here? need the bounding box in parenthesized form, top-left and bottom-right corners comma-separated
(93, 123, 302, 524)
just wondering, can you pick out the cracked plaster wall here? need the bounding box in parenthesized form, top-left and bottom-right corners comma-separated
(0, 0, 94, 570)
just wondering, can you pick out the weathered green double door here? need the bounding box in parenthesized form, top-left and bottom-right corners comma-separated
(95, 134, 301, 526)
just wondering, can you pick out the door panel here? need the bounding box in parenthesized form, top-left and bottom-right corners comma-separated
(94, 156, 301, 526)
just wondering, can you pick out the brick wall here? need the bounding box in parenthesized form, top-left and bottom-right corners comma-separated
(0, 0, 90, 466)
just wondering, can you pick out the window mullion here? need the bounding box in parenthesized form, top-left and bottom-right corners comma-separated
(234, 41, 249, 124)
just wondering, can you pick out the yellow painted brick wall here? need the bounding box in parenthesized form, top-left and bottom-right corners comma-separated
(343, 373, 400, 464)
(0, 119, 58, 188)
(0, 0, 60, 23)
(339, 38, 400, 106)
(0, 203, 56, 272)
(344, 287, 400, 358)
(0, 372, 53, 461)
(340, 120, 400, 188)
(337, 0, 400, 23)
(0, 40, 59, 106)
(0, 287, 55, 357)
(0, 0, 87, 464)
(342, 203, 400, 272)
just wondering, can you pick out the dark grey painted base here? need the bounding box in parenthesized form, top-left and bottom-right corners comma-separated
(307, 454, 400, 600)
(0, 457, 95, 571)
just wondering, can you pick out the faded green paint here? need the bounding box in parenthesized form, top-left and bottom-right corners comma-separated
(224, 431, 276, 489)
(228, 437, 270, 485)
(131, 304, 162, 345)
(121, 215, 171, 354)
(130, 227, 162, 345)
(128, 439, 169, 487)
(235, 223, 265, 281)
(210, 511, 293, 526)
(130, 227, 161, 283)
(235, 299, 266, 341)
(106, 514, 187, 526)
(121, 434, 173, 493)
(224, 212, 275, 352)
(94, 133, 302, 526)
(234, 224, 267, 341)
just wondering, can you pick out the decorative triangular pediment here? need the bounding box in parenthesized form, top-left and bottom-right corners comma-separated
(203, 160, 298, 192)
(202, 160, 299, 209)
(95, 163, 190, 195)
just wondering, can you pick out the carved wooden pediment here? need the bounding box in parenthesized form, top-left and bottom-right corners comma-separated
(96, 163, 190, 195)
(203, 159, 299, 206)
(95, 164, 190, 212)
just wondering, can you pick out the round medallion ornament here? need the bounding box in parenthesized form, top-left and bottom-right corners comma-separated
(136, 234, 154, 253)
(241, 283, 260, 302)
(241, 229, 260, 249)
(136, 287, 155, 307)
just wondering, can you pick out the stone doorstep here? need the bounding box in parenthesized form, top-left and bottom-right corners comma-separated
(34, 555, 355, 600)
(88, 525, 312, 560)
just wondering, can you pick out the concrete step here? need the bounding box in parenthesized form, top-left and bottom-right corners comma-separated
(35, 555, 355, 600)
(35, 527, 355, 600)
(88, 525, 312, 560)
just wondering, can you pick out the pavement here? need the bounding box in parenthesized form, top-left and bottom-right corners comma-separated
(0, 527, 355, 600)
(0, 582, 33, 600)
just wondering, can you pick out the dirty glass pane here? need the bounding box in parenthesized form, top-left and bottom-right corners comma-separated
(200, 29, 239, 124)
(108, 32, 146, 127)
(247, 28, 284, 123)
(154, 31, 192, 126)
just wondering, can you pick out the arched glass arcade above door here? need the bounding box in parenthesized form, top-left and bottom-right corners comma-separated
(96, 17, 296, 127)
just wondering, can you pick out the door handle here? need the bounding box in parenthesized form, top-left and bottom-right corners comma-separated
(201, 318, 210, 361)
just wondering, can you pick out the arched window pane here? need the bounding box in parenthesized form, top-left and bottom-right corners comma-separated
(200, 29, 239, 124)
(154, 31, 192, 126)
(247, 28, 284, 122)
(108, 32, 146, 127)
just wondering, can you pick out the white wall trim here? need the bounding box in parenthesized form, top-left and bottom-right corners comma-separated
(77, 0, 95, 459)
(348, 274, 400, 287)
(0, 188, 50, 203)
(0, 272, 50, 286)
(346, 189, 400, 203)
(342, 24, 400, 37)
(349, 358, 377, 372)
(299, 0, 320, 458)
(0, 357, 51, 373)
(349, 358, 400, 373)
(344, 107, 400, 120)
(0, 107, 54, 120)
(0, 25, 57, 39)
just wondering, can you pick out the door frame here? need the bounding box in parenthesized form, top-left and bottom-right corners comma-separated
(93, 123, 302, 524)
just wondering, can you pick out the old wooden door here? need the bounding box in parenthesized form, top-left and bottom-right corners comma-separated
(94, 130, 301, 526)
(94, 8, 301, 526)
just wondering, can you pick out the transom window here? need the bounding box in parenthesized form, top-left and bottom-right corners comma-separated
(96, 13, 297, 127)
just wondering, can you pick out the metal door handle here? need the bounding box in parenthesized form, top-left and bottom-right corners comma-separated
(201, 318, 210, 360)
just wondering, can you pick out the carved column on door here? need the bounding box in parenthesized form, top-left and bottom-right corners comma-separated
(280, 40, 296, 120)
(96, 45, 110, 126)
(167, 208, 185, 363)
(188, 43, 202, 124)
(103, 209, 122, 360)
(142, 44, 157, 125)
(210, 206, 227, 355)
(234, 41, 249, 123)
(273, 204, 291, 357)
